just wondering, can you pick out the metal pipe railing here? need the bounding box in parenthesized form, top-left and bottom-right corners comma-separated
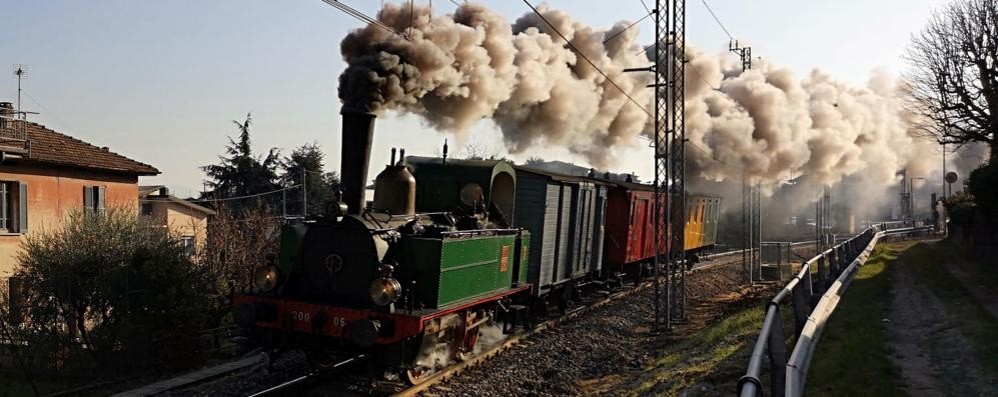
(737, 222, 904, 397)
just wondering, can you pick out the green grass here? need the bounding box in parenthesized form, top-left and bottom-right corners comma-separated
(625, 302, 777, 396)
(902, 242, 998, 382)
(805, 242, 911, 397)
(807, 240, 998, 396)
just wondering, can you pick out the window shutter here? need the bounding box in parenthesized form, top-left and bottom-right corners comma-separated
(83, 186, 94, 214)
(17, 182, 27, 233)
(97, 186, 106, 213)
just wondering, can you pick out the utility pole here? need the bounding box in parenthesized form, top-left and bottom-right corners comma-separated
(730, 41, 755, 281)
(302, 168, 308, 216)
(624, 0, 686, 330)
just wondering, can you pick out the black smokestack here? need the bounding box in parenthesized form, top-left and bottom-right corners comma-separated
(340, 110, 375, 215)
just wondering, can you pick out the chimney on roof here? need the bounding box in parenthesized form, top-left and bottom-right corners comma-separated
(100, 146, 109, 152)
(0, 102, 13, 118)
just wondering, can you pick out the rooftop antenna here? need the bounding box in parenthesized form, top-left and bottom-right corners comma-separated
(13, 65, 27, 120)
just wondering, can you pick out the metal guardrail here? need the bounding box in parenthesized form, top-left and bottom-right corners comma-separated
(737, 224, 933, 397)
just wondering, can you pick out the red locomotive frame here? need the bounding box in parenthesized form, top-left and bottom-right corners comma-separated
(233, 285, 531, 345)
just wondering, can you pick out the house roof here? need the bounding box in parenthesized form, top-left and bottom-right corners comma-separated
(138, 185, 165, 196)
(19, 122, 159, 175)
(139, 186, 217, 216)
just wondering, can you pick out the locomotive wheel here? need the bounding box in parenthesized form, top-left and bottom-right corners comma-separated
(455, 327, 480, 362)
(405, 365, 432, 385)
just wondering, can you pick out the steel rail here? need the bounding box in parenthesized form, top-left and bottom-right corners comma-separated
(246, 354, 366, 397)
(392, 254, 741, 397)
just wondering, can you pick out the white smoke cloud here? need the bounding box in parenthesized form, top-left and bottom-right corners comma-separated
(339, 2, 941, 206)
(339, 2, 652, 168)
(683, 49, 940, 201)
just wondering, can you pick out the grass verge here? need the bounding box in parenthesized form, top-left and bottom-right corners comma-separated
(623, 300, 780, 397)
(804, 242, 911, 397)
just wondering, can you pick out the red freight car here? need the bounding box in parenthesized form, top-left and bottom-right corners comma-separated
(602, 180, 719, 276)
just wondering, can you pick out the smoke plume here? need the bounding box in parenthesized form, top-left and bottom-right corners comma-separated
(339, 2, 652, 168)
(339, 3, 944, 205)
(683, 47, 939, 195)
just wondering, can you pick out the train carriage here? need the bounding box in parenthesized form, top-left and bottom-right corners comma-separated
(602, 180, 722, 275)
(512, 168, 609, 304)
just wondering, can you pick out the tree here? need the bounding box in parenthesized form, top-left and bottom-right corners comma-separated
(460, 139, 506, 161)
(198, 203, 281, 317)
(280, 142, 340, 216)
(12, 208, 210, 372)
(905, 0, 998, 160)
(201, 113, 281, 204)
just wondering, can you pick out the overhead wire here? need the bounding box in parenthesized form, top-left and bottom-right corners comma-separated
(700, 0, 734, 41)
(619, 1, 732, 169)
(638, 0, 651, 14)
(320, 0, 405, 38)
(522, 0, 653, 118)
(187, 184, 301, 203)
(603, 11, 654, 44)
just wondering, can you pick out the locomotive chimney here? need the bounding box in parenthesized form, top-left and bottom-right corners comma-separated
(340, 110, 376, 215)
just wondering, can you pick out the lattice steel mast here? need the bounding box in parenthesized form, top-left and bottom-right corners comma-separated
(668, 0, 687, 321)
(652, 0, 669, 330)
(730, 41, 754, 282)
(625, 0, 686, 330)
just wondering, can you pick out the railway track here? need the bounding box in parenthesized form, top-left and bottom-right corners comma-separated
(389, 250, 756, 397)
(120, 247, 793, 396)
(245, 354, 366, 397)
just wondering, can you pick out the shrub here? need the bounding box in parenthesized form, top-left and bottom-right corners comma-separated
(944, 191, 978, 231)
(12, 207, 210, 372)
(967, 162, 998, 220)
(196, 203, 281, 327)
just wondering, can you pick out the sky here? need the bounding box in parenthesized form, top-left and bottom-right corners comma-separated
(1, 0, 950, 197)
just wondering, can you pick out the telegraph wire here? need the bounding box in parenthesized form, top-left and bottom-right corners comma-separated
(523, 0, 654, 118)
(638, 0, 651, 14)
(320, 0, 405, 38)
(603, 11, 654, 44)
(185, 184, 302, 203)
(700, 0, 734, 41)
(688, 140, 737, 169)
(689, 63, 720, 90)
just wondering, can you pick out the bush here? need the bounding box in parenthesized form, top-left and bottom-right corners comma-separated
(12, 207, 211, 373)
(944, 191, 978, 231)
(196, 203, 281, 327)
(968, 162, 998, 220)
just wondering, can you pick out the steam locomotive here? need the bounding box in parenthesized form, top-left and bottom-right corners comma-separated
(233, 110, 721, 384)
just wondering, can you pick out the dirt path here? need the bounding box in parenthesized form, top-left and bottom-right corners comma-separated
(944, 264, 998, 321)
(888, 251, 995, 396)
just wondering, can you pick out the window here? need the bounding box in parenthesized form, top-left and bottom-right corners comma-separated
(83, 186, 106, 214)
(0, 181, 28, 233)
(180, 236, 195, 256)
(140, 202, 153, 216)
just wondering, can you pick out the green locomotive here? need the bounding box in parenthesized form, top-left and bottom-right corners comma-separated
(234, 111, 532, 383)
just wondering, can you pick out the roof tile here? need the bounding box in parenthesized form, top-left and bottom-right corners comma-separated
(20, 122, 159, 175)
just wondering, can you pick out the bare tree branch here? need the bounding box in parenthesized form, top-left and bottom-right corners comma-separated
(904, 0, 998, 160)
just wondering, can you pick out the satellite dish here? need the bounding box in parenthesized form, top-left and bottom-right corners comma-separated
(945, 171, 959, 184)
